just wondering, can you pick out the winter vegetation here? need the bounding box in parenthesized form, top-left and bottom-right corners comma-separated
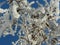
(0, 0, 60, 45)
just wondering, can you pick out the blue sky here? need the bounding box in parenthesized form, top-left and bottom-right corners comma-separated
(0, 0, 9, 9)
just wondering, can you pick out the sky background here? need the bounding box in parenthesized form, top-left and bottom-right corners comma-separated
(0, 0, 60, 45)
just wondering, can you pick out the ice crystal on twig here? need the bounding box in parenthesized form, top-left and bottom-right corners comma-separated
(0, 0, 60, 45)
